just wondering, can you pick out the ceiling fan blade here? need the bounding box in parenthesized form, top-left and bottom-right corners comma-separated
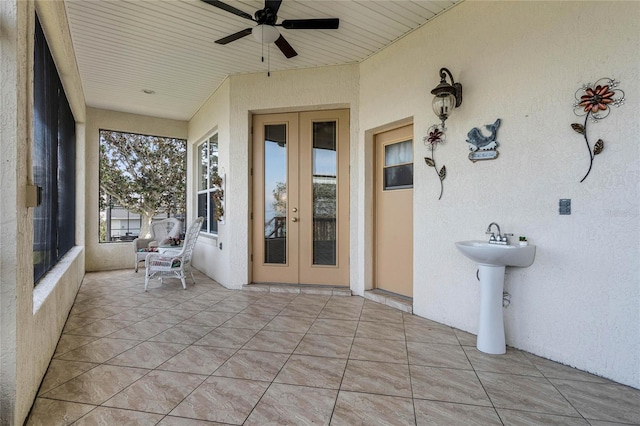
(274, 35, 298, 58)
(280, 18, 339, 30)
(265, 0, 282, 14)
(201, 0, 254, 21)
(215, 28, 253, 45)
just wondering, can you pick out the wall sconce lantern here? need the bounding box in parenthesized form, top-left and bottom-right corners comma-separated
(431, 67, 462, 127)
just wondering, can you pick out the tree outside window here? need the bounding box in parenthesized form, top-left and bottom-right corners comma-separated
(99, 130, 186, 242)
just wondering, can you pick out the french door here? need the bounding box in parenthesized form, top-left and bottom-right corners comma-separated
(252, 110, 350, 286)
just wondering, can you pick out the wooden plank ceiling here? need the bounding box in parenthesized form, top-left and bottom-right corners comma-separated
(65, 0, 460, 120)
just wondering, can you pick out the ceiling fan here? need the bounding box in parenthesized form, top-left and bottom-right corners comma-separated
(202, 0, 340, 59)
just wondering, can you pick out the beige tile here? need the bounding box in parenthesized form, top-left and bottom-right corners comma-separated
(240, 304, 283, 316)
(245, 383, 337, 425)
(497, 409, 589, 425)
(62, 316, 97, 333)
(72, 406, 164, 425)
(355, 320, 405, 340)
(53, 334, 99, 357)
(181, 310, 236, 327)
(551, 379, 640, 424)
(410, 365, 492, 406)
(414, 400, 502, 426)
(221, 313, 275, 329)
(41, 364, 149, 405)
(331, 391, 415, 425)
(213, 349, 289, 381)
(524, 353, 611, 383)
(106, 341, 187, 369)
(149, 324, 215, 344)
(38, 360, 98, 394)
(55, 337, 141, 363)
(158, 417, 229, 425)
(308, 318, 359, 336)
(452, 328, 477, 346)
(318, 304, 362, 320)
(26, 398, 95, 426)
(408, 342, 472, 369)
(159, 345, 236, 375)
(104, 370, 206, 414)
(106, 320, 174, 340)
(145, 309, 198, 324)
(360, 305, 404, 323)
(263, 315, 315, 333)
(278, 303, 324, 317)
(170, 376, 269, 424)
(106, 307, 163, 321)
(478, 372, 579, 416)
(74, 305, 129, 319)
(208, 299, 253, 313)
(341, 360, 412, 397)
(242, 330, 304, 353)
(405, 324, 460, 345)
(294, 334, 354, 358)
(64, 318, 136, 337)
(464, 347, 543, 377)
(173, 298, 218, 311)
(350, 337, 407, 363)
(274, 355, 347, 389)
(194, 326, 258, 348)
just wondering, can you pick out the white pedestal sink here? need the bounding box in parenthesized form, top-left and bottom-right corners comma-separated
(455, 240, 536, 354)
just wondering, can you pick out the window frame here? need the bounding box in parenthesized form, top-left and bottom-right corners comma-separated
(196, 133, 220, 235)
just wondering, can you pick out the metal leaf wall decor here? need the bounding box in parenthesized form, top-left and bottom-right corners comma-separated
(423, 124, 447, 200)
(571, 78, 625, 182)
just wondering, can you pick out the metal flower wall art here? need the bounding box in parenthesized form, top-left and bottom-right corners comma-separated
(423, 124, 447, 200)
(572, 78, 625, 182)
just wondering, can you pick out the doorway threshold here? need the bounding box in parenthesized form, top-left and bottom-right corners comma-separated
(364, 289, 413, 314)
(243, 283, 351, 297)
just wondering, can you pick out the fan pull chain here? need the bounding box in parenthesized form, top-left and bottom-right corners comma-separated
(267, 44, 271, 77)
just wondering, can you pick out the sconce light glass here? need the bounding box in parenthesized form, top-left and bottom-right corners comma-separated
(431, 68, 462, 127)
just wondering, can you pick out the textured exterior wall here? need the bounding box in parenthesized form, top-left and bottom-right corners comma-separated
(188, 79, 231, 285)
(1, 1, 87, 424)
(189, 65, 359, 289)
(84, 108, 188, 271)
(359, 1, 639, 388)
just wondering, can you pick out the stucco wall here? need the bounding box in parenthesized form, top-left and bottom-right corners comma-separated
(188, 65, 359, 289)
(1, 1, 87, 424)
(359, 1, 639, 388)
(84, 108, 188, 271)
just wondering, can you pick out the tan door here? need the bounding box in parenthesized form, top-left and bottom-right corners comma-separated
(252, 110, 350, 286)
(374, 124, 413, 297)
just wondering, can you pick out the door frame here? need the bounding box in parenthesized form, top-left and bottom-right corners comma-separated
(249, 108, 350, 286)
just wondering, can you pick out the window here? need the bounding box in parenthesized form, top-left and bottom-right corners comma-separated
(33, 14, 76, 284)
(98, 130, 186, 242)
(383, 139, 413, 190)
(197, 134, 220, 234)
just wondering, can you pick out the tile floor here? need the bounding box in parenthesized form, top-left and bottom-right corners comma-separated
(27, 270, 640, 425)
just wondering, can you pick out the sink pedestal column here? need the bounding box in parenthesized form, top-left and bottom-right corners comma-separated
(477, 264, 506, 355)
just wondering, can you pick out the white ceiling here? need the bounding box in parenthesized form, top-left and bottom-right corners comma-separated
(64, 0, 461, 121)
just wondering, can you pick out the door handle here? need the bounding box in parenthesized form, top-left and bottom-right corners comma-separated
(291, 217, 298, 222)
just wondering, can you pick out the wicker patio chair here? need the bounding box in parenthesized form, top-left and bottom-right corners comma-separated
(144, 217, 204, 291)
(132, 218, 181, 272)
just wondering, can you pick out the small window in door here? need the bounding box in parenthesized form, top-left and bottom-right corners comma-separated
(383, 139, 413, 190)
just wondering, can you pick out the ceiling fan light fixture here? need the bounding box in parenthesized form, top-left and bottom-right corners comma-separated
(252, 25, 279, 43)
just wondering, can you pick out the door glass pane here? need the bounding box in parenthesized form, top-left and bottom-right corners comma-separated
(385, 140, 412, 166)
(264, 124, 287, 264)
(312, 121, 337, 265)
(384, 139, 413, 190)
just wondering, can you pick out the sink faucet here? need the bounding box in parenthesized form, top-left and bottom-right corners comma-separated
(486, 222, 501, 243)
(486, 222, 512, 245)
